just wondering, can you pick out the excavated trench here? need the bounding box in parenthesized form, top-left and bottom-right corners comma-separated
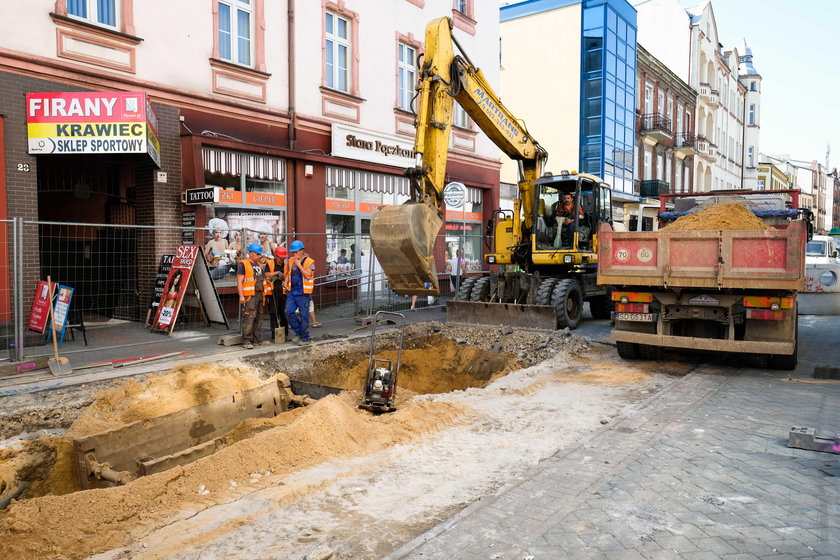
(0, 328, 532, 509)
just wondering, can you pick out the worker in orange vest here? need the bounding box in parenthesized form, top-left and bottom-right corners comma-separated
(264, 245, 289, 342)
(237, 243, 272, 349)
(284, 240, 315, 346)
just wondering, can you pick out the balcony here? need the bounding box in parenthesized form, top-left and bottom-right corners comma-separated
(674, 133, 697, 158)
(698, 82, 721, 108)
(695, 136, 717, 162)
(640, 179, 670, 198)
(639, 112, 673, 145)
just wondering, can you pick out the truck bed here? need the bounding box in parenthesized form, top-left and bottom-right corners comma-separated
(597, 221, 806, 291)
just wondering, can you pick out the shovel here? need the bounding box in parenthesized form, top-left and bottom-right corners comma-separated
(46, 276, 72, 376)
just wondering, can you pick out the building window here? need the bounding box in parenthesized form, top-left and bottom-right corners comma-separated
(666, 95, 673, 120)
(643, 148, 651, 180)
(218, 0, 253, 66)
(644, 85, 652, 112)
(656, 91, 664, 116)
(455, 0, 468, 14)
(326, 11, 351, 92)
(398, 43, 416, 112)
(453, 102, 469, 129)
(748, 146, 754, 168)
(748, 104, 756, 125)
(676, 104, 683, 135)
(68, 0, 119, 28)
(750, 81, 757, 91)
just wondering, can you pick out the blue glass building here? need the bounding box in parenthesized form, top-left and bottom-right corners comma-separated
(500, 0, 638, 197)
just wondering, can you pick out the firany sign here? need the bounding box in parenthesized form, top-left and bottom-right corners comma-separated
(25, 91, 162, 167)
(331, 123, 417, 167)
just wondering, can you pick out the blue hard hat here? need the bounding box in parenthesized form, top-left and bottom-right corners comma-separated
(289, 240, 305, 252)
(247, 243, 264, 255)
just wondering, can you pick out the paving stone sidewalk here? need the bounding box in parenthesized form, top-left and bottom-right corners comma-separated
(388, 315, 840, 559)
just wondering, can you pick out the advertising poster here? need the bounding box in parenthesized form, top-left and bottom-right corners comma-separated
(51, 285, 74, 346)
(145, 254, 174, 325)
(27, 280, 58, 333)
(150, 245, 200, 333)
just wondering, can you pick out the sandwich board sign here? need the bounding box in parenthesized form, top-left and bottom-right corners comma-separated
(150, 245, 228, 334)
(46, 285, 74, 346)
(145, 254, 174, 326)
(27, 280, 58, 333)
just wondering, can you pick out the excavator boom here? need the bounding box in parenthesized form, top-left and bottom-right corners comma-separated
(370, 17, 546, 296)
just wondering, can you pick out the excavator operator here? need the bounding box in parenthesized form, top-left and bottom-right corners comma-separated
(552, 193, 585, 247)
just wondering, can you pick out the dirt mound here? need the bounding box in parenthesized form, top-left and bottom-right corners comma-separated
(0, 393, 472, 560)
(661, 202, 770, 231)
(68, 361, 267, 438)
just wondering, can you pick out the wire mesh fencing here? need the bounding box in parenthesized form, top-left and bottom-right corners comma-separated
(2, 221, 490, 361)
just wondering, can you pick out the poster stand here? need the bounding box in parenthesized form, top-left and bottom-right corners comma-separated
(44, 284, 74, 348)
(149, 246, 228, 334)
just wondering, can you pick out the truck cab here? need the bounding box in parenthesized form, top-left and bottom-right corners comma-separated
(805, 235, 839, 265)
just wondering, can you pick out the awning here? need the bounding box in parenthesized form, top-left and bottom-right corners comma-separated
(466, 186, 483, 204)
(202, 147, 285, 181)
(327, 166, 410, 196)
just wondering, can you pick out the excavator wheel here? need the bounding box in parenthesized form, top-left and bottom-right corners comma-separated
(551, 279, 583, 330)
(455, 277, 478, 301)
(469, 277, 491, 302)
(535, 278, 559, 306)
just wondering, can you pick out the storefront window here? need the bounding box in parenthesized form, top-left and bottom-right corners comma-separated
(246, 178, 285, 195)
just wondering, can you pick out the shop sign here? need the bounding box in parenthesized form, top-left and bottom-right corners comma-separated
(446, 210, 483, 222)
(185, 187, 219, 205)
(214, 189, 286, 207)
(26, 91, 162, 167)
(331, 123, 417, 167)
(326, 199, 356, 212)
(444, 182, 467, 208)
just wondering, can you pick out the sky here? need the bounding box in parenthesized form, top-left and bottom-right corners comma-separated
(679, 0, 839, 167)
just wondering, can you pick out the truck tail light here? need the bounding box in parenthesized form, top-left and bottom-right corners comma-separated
(611, 291, 653, 303)
(615, 303, 649, 313)
(746, 309, 788, 321)
(743, 296, 794, 309)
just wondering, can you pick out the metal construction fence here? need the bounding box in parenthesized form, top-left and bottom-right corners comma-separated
(1, 218, 489, 361)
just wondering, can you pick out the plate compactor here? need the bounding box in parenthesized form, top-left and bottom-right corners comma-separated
(359, 311, 405, 413)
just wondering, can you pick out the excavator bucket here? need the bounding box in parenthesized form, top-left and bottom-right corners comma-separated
(446, 301, 558, 330)
(370, 202, 443, 296)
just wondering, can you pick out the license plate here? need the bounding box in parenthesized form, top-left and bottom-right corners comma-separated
(616, 312, 654, 322)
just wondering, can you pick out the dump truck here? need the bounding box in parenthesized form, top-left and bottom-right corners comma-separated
(597, 190, 811, 369)
(370, 16, 613, 330)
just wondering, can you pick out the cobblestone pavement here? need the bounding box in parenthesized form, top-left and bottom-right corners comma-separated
(387, 315, 840, 559)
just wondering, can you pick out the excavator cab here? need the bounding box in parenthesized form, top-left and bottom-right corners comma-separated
(533, 173, 600, 253)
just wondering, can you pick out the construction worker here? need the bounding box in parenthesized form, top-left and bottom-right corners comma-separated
(284, 240, 315, 346)
(237, 243, 270, 349)
(265, 246, 289, 342)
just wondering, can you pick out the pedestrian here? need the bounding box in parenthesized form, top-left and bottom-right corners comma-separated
(284, 240, 316, 345)
(266, 246, 289, 342)
(445, 249, 466, 291)
(237, 243, 270, 349)
(336, 248, 349, 264)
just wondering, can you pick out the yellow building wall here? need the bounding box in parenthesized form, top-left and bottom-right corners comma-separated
(500, 6, 582, 185)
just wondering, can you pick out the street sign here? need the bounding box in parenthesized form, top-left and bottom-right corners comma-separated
(443, 182, 466, 208)
(184, 187, 220, 205)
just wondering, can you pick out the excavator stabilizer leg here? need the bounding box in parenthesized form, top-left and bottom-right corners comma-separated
(370, 202, 443, 296)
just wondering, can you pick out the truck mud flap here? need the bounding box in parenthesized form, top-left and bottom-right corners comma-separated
(446, 300, 557, 330)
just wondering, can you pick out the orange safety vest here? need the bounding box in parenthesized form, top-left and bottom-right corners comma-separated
(240, 259, 262, 297)
(284, 256, 315, 294)
(263, 259, 276, 295)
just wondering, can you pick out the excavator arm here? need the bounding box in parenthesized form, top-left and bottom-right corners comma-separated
(370, 17, 546, 296)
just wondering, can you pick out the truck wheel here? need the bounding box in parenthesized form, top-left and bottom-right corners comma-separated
(588, 294, 612, 320)
(535, 278, 559, 305)
(455, 277, 478, 301)
(469, 277, 491, 302)
(552, 279, 583, 329)
(637, 344, 661, 360)
(616, 341, 639, 359)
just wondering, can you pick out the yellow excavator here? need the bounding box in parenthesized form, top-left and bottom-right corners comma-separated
(370, 17, 614, 329)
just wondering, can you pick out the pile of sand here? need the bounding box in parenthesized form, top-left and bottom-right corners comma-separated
(0, 393, 471, 560)
(661, 202, 770, 231)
